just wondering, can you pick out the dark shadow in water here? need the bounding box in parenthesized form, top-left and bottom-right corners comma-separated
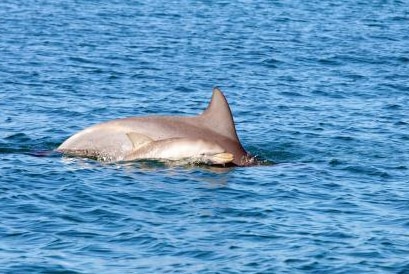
(1, 133, 61, 157)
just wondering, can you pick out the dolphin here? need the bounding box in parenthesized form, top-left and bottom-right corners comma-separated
(57, 88, 253, 166)
(123, 133, 234, 165)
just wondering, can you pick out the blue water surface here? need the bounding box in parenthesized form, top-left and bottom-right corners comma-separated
(1, 0, 409, 273)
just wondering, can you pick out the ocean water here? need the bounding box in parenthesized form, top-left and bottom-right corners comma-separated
(1, 0, 409, 273)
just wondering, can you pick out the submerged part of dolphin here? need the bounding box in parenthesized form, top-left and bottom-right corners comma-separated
(57, 88, 253, 166)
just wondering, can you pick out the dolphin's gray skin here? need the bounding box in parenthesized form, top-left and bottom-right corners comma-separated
(57, 88, 253, 166)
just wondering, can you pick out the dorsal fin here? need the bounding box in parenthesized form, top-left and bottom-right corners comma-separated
(126, 132, 153, 150)
(200, 87, 240, 141)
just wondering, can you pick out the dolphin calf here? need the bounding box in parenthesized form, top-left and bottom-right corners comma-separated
(57, 88, 253, 166)
(124, 133, 234, 165)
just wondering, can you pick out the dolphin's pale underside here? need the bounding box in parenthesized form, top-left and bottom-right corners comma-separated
(57, 88, 253, 166)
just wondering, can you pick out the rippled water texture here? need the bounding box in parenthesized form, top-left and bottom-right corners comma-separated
(1, 0, 409, 273)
